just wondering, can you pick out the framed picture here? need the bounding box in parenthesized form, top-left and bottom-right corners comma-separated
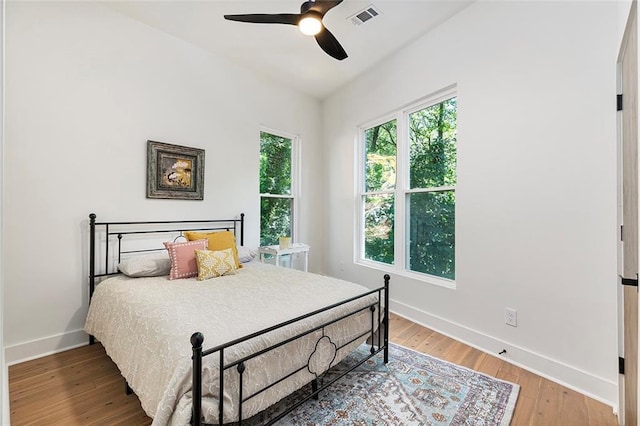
(147, 140, 205, 200)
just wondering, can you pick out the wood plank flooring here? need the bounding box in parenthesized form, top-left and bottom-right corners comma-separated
(9, 313, 618, 425)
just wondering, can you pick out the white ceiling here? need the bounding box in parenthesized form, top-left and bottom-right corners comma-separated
(104, 1, 474, 99)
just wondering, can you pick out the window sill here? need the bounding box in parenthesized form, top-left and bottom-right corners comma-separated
(355, 259, 456, 290)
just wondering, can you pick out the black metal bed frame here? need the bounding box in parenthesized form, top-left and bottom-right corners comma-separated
(87, 213, 390, 425)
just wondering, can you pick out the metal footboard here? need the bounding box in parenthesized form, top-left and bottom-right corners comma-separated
(191, 274, 390, 426)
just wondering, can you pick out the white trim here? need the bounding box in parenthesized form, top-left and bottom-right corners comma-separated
(291, 131, 301, 242)
(404, 186, 455, 194)
(358, 111, 399, 139)
(355, 131, 366, 262)
(405, 85, 458, 116)
(396, 110, 408, 275)
(5, 329, 89, 366)
(360, 189, 395, 197)
(357, 258, 456, 289)
(391, 299, 619, 413)
(260, 194, 294, 199)
(357, 84, 457, 131)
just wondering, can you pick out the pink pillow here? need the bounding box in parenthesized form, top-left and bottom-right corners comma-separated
(164, 239, 208, 280)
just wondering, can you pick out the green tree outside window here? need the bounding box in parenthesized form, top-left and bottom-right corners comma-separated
(408, 98, 457, 280)
(364, 120, 397, 265)
(361, 95, 457, 281)
(260, 131, 294, 247)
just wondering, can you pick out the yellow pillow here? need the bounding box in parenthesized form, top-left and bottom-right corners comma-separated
(194, 249, 237, 281)
(185, 230, 242, 269)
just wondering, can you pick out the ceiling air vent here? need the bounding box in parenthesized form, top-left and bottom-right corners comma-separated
(349, 4, 382, 26)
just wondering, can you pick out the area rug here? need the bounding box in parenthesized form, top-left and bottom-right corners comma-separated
(244, 343, 519, 425)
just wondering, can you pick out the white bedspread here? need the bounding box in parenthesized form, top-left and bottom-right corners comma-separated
(84, 262, 379, 425)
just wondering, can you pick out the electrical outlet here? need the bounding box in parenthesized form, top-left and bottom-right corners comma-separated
(504, 308, 517, 327)
(339, 261, 345, 271)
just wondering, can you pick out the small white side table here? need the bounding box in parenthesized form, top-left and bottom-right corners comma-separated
(258, 243, 310, 272)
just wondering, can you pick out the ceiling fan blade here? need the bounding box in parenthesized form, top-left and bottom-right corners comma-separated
(308, 0, 343, 16)
(224, 13, 300, 25)
(315, 26, 348, 60)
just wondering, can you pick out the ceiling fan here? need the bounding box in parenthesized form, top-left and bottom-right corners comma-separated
(224, 0, 348, 61)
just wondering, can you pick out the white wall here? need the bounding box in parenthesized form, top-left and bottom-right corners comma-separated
(323, 0, 621, 408)
(3, 2, 323, 363)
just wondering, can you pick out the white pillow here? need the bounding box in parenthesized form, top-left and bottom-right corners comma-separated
(237, 246, 258, 263)
(118, 253, 171, 277)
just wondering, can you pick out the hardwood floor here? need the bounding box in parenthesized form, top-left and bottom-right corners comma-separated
(9, 313, 618, 425)
(387, 314, 618, 426)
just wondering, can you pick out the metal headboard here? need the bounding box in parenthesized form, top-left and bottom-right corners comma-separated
(88, 213, 245, 301)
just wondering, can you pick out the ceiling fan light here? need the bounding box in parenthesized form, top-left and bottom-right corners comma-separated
(299, 16, 322, 36)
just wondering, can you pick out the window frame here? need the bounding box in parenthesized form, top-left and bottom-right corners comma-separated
(259, 127, 300, 246)
(356, 86, 457, 288)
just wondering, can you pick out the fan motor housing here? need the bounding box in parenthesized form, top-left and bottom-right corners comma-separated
(300, 1, 315, 13)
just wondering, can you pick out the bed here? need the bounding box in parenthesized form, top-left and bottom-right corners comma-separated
(84, 213, 389, 425)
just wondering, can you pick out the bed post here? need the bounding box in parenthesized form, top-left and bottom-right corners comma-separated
(383, 274, 390, 364)
(191, 332, 204, 426)
(240, 213, 245, 246)
(89, 213, 96, 345)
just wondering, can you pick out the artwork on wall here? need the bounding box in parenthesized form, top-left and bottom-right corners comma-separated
(147, 140, 205, 200)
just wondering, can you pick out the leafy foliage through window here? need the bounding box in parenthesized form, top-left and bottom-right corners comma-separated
(361, 92, 457, 281)
(260, 131, 296, 247)
(364, 120, 396, 265)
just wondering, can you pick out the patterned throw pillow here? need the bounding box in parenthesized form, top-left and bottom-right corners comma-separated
(164, 239, 208, 280)
(185, 231, 242, 269)
(194, 248, 238, 281)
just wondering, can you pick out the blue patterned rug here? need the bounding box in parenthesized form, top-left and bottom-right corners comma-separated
(245, 343, 519, 425)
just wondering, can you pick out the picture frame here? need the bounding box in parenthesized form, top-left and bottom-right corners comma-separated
(147, 140, 205, 200)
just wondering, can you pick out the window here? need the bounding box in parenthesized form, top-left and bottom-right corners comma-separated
(260, 130, 299, 247)
(359, 88, 457, 283)
(363, 120, 397, 265)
